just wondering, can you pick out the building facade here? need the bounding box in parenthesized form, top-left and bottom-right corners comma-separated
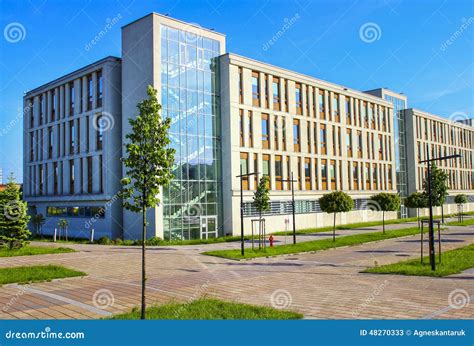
(22, 13, 474, 240)
(23, 57, 123, 239)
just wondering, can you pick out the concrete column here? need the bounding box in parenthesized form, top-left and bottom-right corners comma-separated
(242, 68, 252, 106)
(268, 113, 274, 150)
(287, 116, 294, 151)
(46, 162, 53, 195)
(62, 160, 69, 194)
(59, 85, 65, 119)
(287, 80, 296, 115)
(301, 120, 307, 153)
(253, 111, 262, 150)
(242, 109, 248, 148)
(311, 157, 317, 190)
(92, 155, 101, 193)
(92, 71, 98, 109)
(301, 84, 307, 116)
(80, 117, 87, 153)
(324, 90, 329, 121)
(259, 72, 265, 108)
(82, 156, 88, 193)
(74, 158, 81, 193)
(65, 83, 70, 117)
(82, 76, 88, 113)
(268, 75, 274, 108)
(35, 164, 40, 195)
(74, 78, 81, 115)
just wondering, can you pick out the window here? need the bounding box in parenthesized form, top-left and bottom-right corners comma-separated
(238, 67, 243, 103)
(254, 153, 259, 188)
(297, 157, 302, 190)
(329, 160, 336, 190)
(320, 124, 327, 154)
(240, 152, 249, 190)
(69, 120, 75, 154)
(304, 158, 311, 190)
(314, 160, 318, 189)
(282, 118, 287, 150)
(273, 78, 280, 110)
(286, 156, 291, 190)
(248, 111, 253, 147)
(30, 133, 34, 161)
(53, 162, 58, 194)
(51, 90, 56, 121)
(96, 114, 104, 150)
(307, 121, 311, 153)
(48, 127, 53, 159)
(293, 119, 300, 152)
(369, 104, 375, 129)
(373, 164, 378, 190)
(332, 126, 337, 156)
(357, 131, 362, 158)
(274, 116, 279, 150)
(261, 113, 269, 149)
(353, 162, 359, 190)
(29, 99, 34, 128)
(87, 75, 93, 110)
(97, 70, 103, 107)
(39, 95, 44, 125)
(69, 159, 75, 194)
(318, 90, 325, 119)
(388, 165, 393, 190)
(321, 159, 328, 190)
(345, 97, 351, 125)
(295, 83, 302, 115)
(362, 102, 368, 127)
(262, 154, 271, 189)
(87, 156, 93, 193)
(239, 109, 244, 146)
(365, 163, 370, 190)
(39, 165, 44, 195)
(275, 155, 283, 190)
(70, 82, 75, 115)
(378, 134, 383, 160)
(333, 94, 339, 121)
(346, 129, 352, 157)
(264, 75, 269, 108)
(252, 71, 260, 107)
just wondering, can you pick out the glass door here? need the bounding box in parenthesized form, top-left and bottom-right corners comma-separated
(201, 216, 218, 239)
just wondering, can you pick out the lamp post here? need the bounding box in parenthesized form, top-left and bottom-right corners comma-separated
(236, 166, 259, 256)
(419, 153, 461, 271)
(276, 172, 297, 245)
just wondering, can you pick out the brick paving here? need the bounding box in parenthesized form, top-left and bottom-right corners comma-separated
(0, 219, 472, 319)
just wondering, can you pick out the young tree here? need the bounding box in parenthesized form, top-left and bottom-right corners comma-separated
(423, 163, 448, 222)
(405, 192, 427, 228)
(31, 214, 46, 236)
(253, 176, 270, 249)
(0, 174, 30, 249)
(370, 193, 401, 234)
(319, 191, 354, 241)
(57, 218, 69, 240)
(121, 85, 175, 320)
(454, 194, 468, 222)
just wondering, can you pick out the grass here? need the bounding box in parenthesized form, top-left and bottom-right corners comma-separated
(363, 244, 474, 277)
(109, 298, 302, 320)
(203, 226, 423, 260)
(0, 246, 75, 257)
(446, 218, 474, 227)
(0, 264, 86, 285)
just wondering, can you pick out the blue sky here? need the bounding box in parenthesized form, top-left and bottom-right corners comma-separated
(0, 0, 473, 182)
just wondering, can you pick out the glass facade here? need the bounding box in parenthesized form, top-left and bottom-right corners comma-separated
(384, 94, 408, 218)
(160, 25, 222, 240)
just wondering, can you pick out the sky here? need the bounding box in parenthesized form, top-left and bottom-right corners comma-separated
(0, 0, 473, 183)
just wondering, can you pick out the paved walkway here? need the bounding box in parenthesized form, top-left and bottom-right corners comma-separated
(0, 218, 472, 319)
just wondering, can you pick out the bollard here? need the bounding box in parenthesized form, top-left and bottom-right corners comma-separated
(90, 229, 95, 244)
(53, 228, 57, 242)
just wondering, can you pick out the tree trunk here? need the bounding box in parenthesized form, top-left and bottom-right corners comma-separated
(441, 205, 444, 223)
(141, 206, 147, 320)
(382, 211, 385, 234)
(333, 213, 336, 242)
(417, 209, 420, 229)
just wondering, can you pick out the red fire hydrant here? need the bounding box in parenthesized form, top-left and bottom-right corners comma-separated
(269, 235, 274, 247)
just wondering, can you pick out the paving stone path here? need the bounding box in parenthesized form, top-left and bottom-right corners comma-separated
(0, 218, 472, 319)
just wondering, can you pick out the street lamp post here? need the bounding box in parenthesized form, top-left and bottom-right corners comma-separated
(419, 153, 461, 271)
(236, 167, 259, 256)
(276, 172, 297, 245)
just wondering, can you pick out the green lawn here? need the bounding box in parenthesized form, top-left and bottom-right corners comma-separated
(109, 298, 302, 320)
(0, 265, 86, 285)
(0, 246, 75, 257)
(446, 218, 474, 227)
(203, 227, 422, 260)
(363, 244, 474, 277)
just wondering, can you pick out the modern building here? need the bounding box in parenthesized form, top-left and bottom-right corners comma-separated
(23, 57, 123, 239)
(457, 118, 474, 127)
(22, 13, 474, 240)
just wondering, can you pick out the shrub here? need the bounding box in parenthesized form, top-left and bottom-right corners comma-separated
(146, 236, 162, 246)
(98, 236, 111, 245)
(114, 238, 123, 245)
